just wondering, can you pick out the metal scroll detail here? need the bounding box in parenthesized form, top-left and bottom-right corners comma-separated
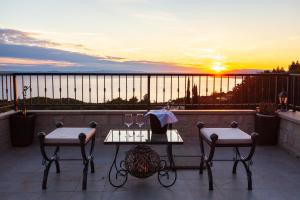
(108, 144, 177, 187)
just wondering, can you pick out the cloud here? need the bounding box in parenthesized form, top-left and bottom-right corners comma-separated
(0, 28, 58, 46)
(0, 28, 205, 73)
(0, 43, 202, 73)
(0, 57, 77, 67)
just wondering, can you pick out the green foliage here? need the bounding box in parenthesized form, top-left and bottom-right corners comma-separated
(257, 102, 277, 115)
(288, 61, 300, 73)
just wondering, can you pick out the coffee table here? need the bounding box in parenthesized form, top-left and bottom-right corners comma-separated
(104, 129, 183, 187)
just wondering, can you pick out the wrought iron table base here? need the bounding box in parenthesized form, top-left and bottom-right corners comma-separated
(108, 144, 177, 188)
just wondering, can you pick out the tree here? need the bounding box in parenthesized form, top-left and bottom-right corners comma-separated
(272, 66, 286, 73)
(185, 78, 191, 104)
(288, 61, 300, 73)
(192, 84, 198, 104)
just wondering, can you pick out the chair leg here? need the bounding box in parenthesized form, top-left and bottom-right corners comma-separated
(90, 158, 95, 173)
(55, 160, 60, 173)
(82, 162, 89, 190)
(241, 161, 252, 190)
(199, 155, 204, 174)
(232, 160, 239, 174)
(206, 161, 213, 190)
(42, 160, 53, 189)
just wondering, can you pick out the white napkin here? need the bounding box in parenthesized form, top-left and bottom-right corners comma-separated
(145, 109, 178, 127)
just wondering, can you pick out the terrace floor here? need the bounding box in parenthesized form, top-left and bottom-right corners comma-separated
(0, 142, 300, 200)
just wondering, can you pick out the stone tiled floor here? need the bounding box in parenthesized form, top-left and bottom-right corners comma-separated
(0, 141, 300, 200)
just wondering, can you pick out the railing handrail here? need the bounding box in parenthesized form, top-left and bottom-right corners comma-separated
(0, 72, 299, 111)
(0, 72, 291, 76)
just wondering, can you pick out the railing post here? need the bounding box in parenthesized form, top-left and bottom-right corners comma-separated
(292, 75, 296, 112)
(13, 74, 18, 111)
(147, 75, 151, 110)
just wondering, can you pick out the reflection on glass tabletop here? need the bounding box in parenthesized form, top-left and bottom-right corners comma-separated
(104, 129, 183, 144)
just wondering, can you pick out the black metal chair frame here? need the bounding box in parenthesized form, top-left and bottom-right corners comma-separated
(38, 121, 97, 190)
(197, 121, 259, 190)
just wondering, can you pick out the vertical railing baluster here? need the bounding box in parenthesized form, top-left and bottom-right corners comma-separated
(36, 75, 39, 104)
(52, 75, 54, 100)
(254, 76, 257, 104)
(104, 75, 106, 103)
(21, 75, 24, 99)
(163, 75, 165, 103)
(268, 76, 271, 102)
(177, 75, 179, 102)
(184, 75, 187, 105)
(206, 75, 208, 97)
(59, 75, 62, 104)
(125, 75, 127, 102)
(155, 75, 158, 104)
(1, 75, 3, 100)
(13, 74, 18, 110)
(111, 75, 113, 102)
(292, 75, 296, 111)
(274, 76, 278, 104)
(118, 75, 121, 100)
(213, 75, 215, 105)
(44, 75, 47, 104)
(81, 75, 84, 104)
(234, 75, 236, 104)
(147, 75, 150, 110)
(140, 75, 142, 101)
(191, 76, 194, 105)
(133, 75, 135, 100)
(286, 75, 289, 100)
(67, 75, 69, 103)
(74, 75, 77, 102)
(198, 76, 201, 100)
(220, 76, 222, 104)
(293, 76, 300, 109)
(261, 76, 264, 102)
(5, 75, 8, 101)
(227, 76, 229, 93)
(10, 75, 12, 102)
(170, 75, 173, 101)
(96, 75, 99, 104)
(241, 76, 244, 105)
(247, 76, 250, 105)
(89, 75, 91, 103)
(29, 75, 32, 105)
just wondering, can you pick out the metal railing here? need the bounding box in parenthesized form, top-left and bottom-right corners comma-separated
(0, 72, 299, 111)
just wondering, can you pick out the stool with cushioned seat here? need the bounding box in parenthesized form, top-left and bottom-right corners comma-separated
(197, 121, 258, 190)
(38, 121, 97, 190)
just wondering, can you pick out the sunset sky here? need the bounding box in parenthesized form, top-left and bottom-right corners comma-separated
(1, 0, 300, 73)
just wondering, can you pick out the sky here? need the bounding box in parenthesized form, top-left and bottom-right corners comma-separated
(0, 0, 300, 73)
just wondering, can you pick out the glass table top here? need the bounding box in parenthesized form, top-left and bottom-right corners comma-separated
(104, 129, 183, 144)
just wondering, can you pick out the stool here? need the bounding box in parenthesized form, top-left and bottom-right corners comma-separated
(197, 121, 258, 190)
(38, 121, 97, 190)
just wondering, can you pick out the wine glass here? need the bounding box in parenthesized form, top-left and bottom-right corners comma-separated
(124, 114, 133, 128)
(135, 113, 145, 128)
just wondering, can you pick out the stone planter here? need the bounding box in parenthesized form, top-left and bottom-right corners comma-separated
(255, 113, 279, 145)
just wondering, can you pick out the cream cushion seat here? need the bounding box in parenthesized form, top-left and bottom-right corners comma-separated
(201, 128, 251, 144)
(45, 128, 96, 145)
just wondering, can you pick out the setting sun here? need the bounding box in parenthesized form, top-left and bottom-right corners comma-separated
(211, 65, 226, 73)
